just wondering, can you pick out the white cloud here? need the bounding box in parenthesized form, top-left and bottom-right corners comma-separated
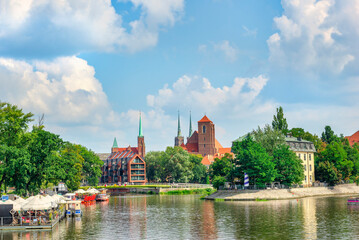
(242, 25, 257, 37)
(214, 40, 239, 62)
(268, 0, 358, 74)
(0, 56, 116, 125)
(0, 0, 184, 55)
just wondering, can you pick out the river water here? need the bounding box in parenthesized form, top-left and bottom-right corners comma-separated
(2, 195, 359, 239)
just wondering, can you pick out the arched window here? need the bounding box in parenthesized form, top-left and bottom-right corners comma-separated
(203, 125, 206, 133)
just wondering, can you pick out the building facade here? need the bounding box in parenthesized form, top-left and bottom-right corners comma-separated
(100, 114, 146, 185)
(177, 114, 232, 166)
(285, 136, 316, 186)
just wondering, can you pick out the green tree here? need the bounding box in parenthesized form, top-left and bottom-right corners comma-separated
(209, 154, 234, 180)
(26, 127, 63, 193)
(79, 145, 103, 186)
(321, 126, 339, 144)
(189, 154, 207, 183)
(212, 175, 227, 190)
(0, 102, 34, 147)
(272, 144, 304, 185)
(232, 136, 277, 185)
(145, 151, 164, 182)
(252, 124, 286, 155)
(316, 161, 341, 186)
(272, 106, 288, 134)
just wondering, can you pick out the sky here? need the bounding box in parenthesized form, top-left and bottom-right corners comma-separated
(0, 0, 358, 153)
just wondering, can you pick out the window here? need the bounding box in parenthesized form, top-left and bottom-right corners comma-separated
(298, 154, 301, 159)
(204, 144, 206, 148)
(304, 165, 306, 171)
(309, 154, 312, 161)
(304, 154, 306, 160)
(305, 175, 307, 181)
(310, 175, 312, 182)
(310, 165, 312, 171)
(203, 125, 206, 133)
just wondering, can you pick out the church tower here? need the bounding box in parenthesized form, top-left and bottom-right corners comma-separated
(198, 115, 216, 156)
(174, 111, 184, 146)
(137, 112, 146, 158)
(187, 111, 193, 142)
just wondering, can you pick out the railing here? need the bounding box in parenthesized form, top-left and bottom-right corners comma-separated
(145, 183, 213, 189)
(0, 209, 64, 227)
(219, 182, 331, 190)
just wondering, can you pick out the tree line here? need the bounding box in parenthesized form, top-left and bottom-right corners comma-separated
(145, 147, 209, 184)
(0, 102, 103, 196)
(209, 107, 359, 188)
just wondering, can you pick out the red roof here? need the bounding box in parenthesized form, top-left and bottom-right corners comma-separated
(112, 146, 138, 154)
(201, 155, 214, 166)
(218, 148, 232, 154)
(198, 115, 212, 123)
(345, 131, 359, 146)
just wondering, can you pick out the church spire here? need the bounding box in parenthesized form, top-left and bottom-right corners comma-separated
(177, 111, 182, 137)
(189, 111, 192, 137)
(112, 137, 118, 148)
(139, 112, 143, 137)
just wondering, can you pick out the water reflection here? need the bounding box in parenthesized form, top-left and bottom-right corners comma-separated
(2, 195, 359, 239)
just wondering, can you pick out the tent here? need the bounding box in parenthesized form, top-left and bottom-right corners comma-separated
(75, 189, 86, 194)
(86, 188, 100, 194)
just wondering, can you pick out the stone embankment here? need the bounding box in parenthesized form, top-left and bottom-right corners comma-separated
(205, 184, 359, 201)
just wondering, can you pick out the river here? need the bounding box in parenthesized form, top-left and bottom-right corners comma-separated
(2, 195, 359, 239)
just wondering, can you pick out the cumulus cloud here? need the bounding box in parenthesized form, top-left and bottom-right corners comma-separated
(268, 0, 358, 74)
(147, 74, 273, 118)
(0, 0, 184, 56)
(198, 40, 239, 62)
(0, 56, 116, 125)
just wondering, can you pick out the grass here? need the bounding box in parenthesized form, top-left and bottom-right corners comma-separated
(214, 198, 225, 202)
(255, 198, 268, 202)
(161, 188, 215, 196)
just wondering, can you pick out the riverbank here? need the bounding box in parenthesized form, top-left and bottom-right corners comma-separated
(205, 184, 359, 201)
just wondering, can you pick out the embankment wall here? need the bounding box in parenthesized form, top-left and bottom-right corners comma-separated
(206, 184, 359, 201)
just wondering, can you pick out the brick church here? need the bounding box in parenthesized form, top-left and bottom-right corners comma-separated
(175, 112, 232, 166)
(100, 114, 146, 185)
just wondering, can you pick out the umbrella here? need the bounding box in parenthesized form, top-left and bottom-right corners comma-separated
(14, 197, 26, 204)
(86, 188, 100, 194)
(75, 189, 86, 194)
(21, 195, 56, 211)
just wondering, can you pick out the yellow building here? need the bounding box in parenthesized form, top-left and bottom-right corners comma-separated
(285, 136, 316, 186)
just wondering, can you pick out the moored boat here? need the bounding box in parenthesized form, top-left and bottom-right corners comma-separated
(96, 189, 110, 201)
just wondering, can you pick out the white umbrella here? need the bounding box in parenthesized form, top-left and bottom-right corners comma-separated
(14, 197, 26, 204)
(21, 195, 55, 211)
(86, 188, 99, 194)
(75, 189, 86, 194)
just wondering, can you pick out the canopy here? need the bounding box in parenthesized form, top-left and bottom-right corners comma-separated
(21, 195, 57, 211)
(75, 189, 86, 194)
(86, 188, 100, 194)
(14, 197, 26, 204)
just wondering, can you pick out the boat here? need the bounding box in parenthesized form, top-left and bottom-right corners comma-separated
(96, 189, 110, 202)
(347, 197, 359, 205)
(82, 194, 96, 203)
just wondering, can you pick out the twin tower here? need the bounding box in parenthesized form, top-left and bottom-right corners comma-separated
(174, 112, 217, 156)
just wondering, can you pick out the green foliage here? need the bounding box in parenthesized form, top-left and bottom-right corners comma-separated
(232, 136, 277, 185)
(78, 145, 103, 186)
(316, 161, 341, 186)
(252, 124, 286, 155)
(161, 188, 215, 195)
(321, 126, 339, 144)
(209, 153, 234, 181)
(145, 147, 206, 183)
(0, 101, 106, 195)
(212, 175, 227, 190)
(272, 144, 304, 185)
(272, 106, 288, 134)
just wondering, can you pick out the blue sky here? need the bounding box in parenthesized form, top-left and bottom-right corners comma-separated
(0, 0, 358, 152)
